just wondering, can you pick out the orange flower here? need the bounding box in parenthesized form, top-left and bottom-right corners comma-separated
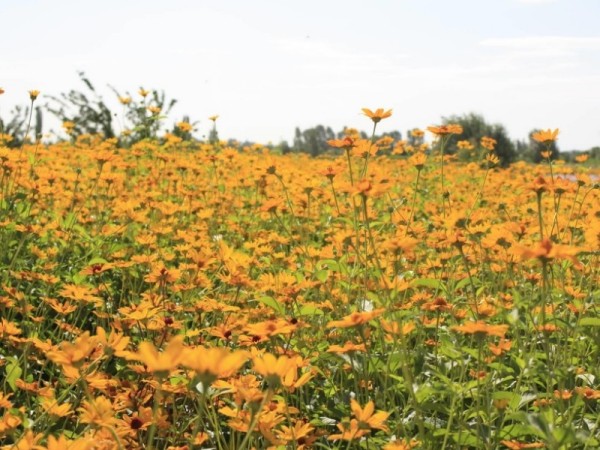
(532, 128, 559, 143)
(328, 419, 369, 441)
(362, 108, 392, 123)
(427, 124, 463, 136)
(326, 308, 385, 328)
(182, 346, 248, 384)
(327, 136, 356, 150)
(327, 341, 366, 353)
(176, 121, 193, 132)
(481, 136, 497, 150)
(489, 339, 512, 356)
(514, 238, 582, 268)
(77, 396, 116, 427)
(276, 421, 316, 449)
(129, 335, 185, 375)
(29, 89, 40, 101)
(452, 320, 508, 338)
(47, 331, 98, 369)
(350, 399, 390, 432)
(252, 353, 297, 388)
(384, 439, 421, 450)
(409, 151, 427, 170)
(554, 389, 573, 400)
(500, 440, 545, 449)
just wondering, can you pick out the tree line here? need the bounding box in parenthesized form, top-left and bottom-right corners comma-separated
(1, 74, 597, 166)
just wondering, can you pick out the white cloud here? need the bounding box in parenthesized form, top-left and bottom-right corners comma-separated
(481, 36, 600, 50)
(515, 0, 557, 4)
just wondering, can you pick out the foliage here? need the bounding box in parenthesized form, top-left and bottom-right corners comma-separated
(442, 112, 517, 166)
(0, 107, 599, 450)
(45, 72, 116, 139)
(0, 104, 43, 147)
(45, 72, 180, 145)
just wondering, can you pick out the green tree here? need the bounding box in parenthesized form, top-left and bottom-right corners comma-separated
(46, 72, 116, 139)
(0, 104, 43, 147)
(293, 125, 335, 157)
(442, 112, 517, 166)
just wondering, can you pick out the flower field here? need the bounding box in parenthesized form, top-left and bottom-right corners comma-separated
(0, 112, 599, 450)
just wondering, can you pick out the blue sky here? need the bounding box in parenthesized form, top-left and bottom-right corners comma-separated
(1, 0, 599, 149)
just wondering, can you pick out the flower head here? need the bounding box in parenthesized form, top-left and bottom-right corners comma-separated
(362, 108, 392, 124)
(427, 124, 463, 136)
(452, 320, 508, 338)
(29, 90, 40, 101)
(350, 399, 390, 432)
(532, 128, 559, 143)
(130, 335, 186, 376)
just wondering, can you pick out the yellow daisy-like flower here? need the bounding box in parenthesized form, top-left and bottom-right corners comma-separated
(532, 128, 559, 143)
(362, 108, 392, 123)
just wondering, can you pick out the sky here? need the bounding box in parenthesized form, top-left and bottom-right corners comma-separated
(1, 0, 600, 150)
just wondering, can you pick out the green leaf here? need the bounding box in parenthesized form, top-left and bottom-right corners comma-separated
(256, 296, 285, 315)
(454, 276, 480, 291)
(579, 317, 600, 327)
(5, 357, 22, 391)
(298, 305, 323, 316)
(88, 257, 109, 266)
(314, 269, 329, 283)
(317, 259, 340, 272)
(411, 278, 446, 292)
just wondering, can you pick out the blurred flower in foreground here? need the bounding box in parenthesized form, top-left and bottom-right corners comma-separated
(532, 128, 559, 143)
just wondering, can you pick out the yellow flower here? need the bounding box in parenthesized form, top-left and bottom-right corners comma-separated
(427, 124, 463, 136)
(252, 352, 297, 388)
(62, 121, 76, 134)
(182, 346, 248, 384)
(409, 152, 427, 170)
(452, 320, 508, 338)
(130, 335, 186, 375)
(328, 419, 369, 441)
(138, 88, 150, 97)
(362, 108, 392, 123)
(514, 238, 582, 268)
(326, 308, 385, 329)
(457, 140, 474, 150)
(29, 90, 40, 101)
(118, 96, 132, 105)
(77, 396, 116, 427)
(384, 439, 421, 450)
(209, 115, 219, 122)
(350, 399, 390, 431)
(176, 121, 193, 132)
(486, 153, 500, 166)
(481, 136, 497, 151)
(532, 128, 559, 143)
